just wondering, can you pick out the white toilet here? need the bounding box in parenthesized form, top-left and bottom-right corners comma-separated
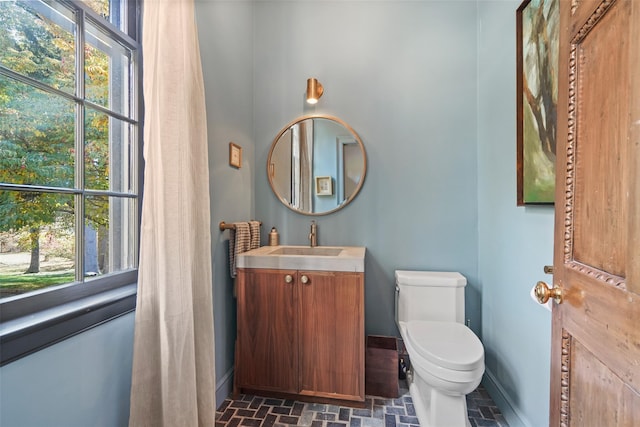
(395, 270, 485, 427)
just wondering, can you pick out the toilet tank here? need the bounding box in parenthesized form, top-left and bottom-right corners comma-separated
(395, 270, 467, 324)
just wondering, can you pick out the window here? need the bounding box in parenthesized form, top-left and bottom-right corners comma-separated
(0, 0, 141, 364)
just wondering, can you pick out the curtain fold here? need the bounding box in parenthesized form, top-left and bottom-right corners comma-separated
(129, 0, 215, 425)
(299, 119, 314, 212)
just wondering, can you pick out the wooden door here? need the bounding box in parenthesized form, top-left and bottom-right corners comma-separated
(546, 0, 640, 425)
(235, 268, 298, 393)
(298, 271, 365, 401)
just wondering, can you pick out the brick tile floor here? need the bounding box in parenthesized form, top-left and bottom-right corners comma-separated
(215, 384, 507, 427)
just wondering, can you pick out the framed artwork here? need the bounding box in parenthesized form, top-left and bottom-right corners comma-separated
(229, 142, 242, 168)
(516, 0, 558, 205)
(315, 176, 333, 196)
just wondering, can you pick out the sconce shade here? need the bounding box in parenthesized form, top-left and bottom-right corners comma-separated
(306, 78, 324, 104)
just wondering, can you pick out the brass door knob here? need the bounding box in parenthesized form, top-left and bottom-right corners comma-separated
(300, 275, 309, 284)
(535, 281, 563, 304)
(284, 274, 293, 284)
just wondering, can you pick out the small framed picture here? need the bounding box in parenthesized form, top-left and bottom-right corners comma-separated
(229, 142, 242, 168)
(315, 176, 333, 196)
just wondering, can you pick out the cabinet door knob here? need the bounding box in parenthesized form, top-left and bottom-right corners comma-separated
(300, 275, 309, 284)
(284, 274, 293, 284)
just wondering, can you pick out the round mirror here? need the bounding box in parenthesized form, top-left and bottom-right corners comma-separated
(267, 114, 367, 215)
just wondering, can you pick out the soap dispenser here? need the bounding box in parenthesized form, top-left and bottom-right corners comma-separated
(269, 227, 279, 246)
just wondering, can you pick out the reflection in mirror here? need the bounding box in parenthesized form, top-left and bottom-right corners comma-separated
(267, 115, 367, 215)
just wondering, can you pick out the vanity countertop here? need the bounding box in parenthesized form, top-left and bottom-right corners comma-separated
(236, 245, 366, 272)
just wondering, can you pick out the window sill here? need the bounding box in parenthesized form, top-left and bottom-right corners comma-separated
(0, 284, 137, 366)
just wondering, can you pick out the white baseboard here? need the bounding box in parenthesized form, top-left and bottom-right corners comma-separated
(482, 369, 531, 427)
(215, 367, 234, 409)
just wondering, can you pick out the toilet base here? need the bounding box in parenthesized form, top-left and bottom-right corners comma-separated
(408, 370, 471, 427)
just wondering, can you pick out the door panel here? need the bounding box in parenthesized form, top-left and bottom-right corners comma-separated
(236, 269, 298, 393)
(572, 0, 629, 276)
(298, 271, 364, 401)
(551, 0, 640, 426)
(298, 271, 335, 396)
(569, 340, 640, 426)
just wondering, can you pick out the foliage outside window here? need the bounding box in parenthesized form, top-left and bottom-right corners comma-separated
(0, 0, 141, 363)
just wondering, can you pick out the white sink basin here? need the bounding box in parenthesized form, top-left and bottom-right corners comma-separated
(270, 247, 343, 256)
(236, 245, 365, 272)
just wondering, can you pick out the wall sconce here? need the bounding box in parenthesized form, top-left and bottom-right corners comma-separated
(306, 78, 323, 104)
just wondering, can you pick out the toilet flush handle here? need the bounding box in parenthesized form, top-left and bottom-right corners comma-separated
(394, 286, 400, 325)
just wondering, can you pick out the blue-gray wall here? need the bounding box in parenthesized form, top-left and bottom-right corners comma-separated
(196, 0, 255, 405)
(477, 2, 553, 426)
(252, 0, 480, 336)
(0, 2, 555, 426)
(0, 313, 134, 427)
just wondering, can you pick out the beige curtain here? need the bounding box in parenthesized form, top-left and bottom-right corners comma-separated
(299, 119, 314, 212)
(129, 0, 215, 425)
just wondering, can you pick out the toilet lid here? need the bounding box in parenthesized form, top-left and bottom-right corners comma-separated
(405, 321, 484, 371)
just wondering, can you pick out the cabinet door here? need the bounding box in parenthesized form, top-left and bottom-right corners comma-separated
(236, 268, 298, 393)
(298, 271, 364, 401)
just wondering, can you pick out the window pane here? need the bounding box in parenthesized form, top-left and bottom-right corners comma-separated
(0, 0, 139, 365)
(84, 195, 137, 279)
(0, 191, 75, 299)
(83, 0, 126, 33)
(85, 107, 135, 193)
(0, 0, 76, 94)
(85, 19, 132, 117)
(0, 75, 75, 188)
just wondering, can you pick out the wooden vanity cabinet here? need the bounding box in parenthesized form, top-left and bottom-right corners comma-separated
(235, 268, 365, 403)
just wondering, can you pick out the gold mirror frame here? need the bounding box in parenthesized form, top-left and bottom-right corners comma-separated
(267, 114, 367, 216)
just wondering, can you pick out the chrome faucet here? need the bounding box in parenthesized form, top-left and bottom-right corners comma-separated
(309, 220, 317, 247)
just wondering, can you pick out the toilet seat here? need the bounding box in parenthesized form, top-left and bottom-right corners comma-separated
(405, 321, 484, 372)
